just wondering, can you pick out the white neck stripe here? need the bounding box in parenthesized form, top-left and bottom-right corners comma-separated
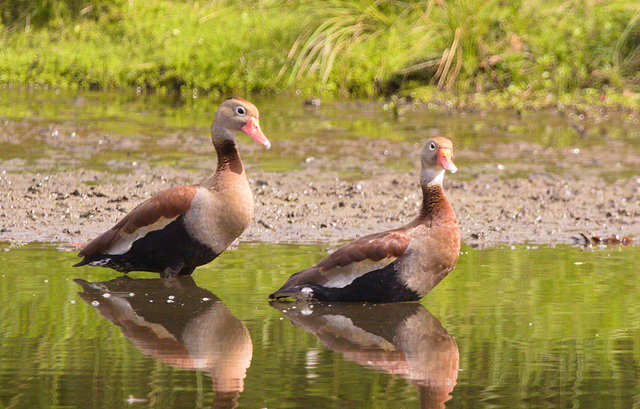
(421, 169, 445, 186)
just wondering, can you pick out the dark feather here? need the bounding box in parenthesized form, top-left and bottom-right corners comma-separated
(276, 229, 412, 290)
(77, 185, 197, 260)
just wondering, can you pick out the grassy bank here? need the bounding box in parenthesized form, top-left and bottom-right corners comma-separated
(1, 0, 639, 108)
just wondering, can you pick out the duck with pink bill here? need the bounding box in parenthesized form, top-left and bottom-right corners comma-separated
(270, 137, 460, 303)
(74, 97, 270, 277)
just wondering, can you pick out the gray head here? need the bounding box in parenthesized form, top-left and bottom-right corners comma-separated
(212, 97, 270, 148)
(420, 137, 457, 186)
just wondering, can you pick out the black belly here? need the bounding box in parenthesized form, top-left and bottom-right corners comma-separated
(296, 263, 422, 303)
(87, 215, 218, 276)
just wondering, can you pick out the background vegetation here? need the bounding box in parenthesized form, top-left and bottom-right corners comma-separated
(1, 0, 639, 105)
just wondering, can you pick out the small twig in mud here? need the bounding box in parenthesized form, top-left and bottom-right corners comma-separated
(572, 232, 632, 247)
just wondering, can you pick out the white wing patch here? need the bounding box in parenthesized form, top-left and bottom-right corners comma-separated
(324, 256, 397, 288)
(90, 258, 112, 267)
(107, 216, 179, 255)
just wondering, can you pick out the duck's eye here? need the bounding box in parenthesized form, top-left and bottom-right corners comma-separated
(429, 142, 436, 150)
(235, 106, 246, 115)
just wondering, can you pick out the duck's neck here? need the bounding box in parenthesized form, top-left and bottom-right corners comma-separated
(419, 183, 449, 220)
(420, 167, 444, 187)
(417, 167, 449, 221)
(201, 138, 245, 190)
(215, 139, 243, 173)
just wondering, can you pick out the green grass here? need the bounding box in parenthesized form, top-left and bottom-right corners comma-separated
(0, 0, 301, 94)
(1, 0, 639, 108)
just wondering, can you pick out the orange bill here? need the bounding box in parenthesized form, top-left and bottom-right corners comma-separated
(241, 117, 270, 148)
(437, 148, 457, 173)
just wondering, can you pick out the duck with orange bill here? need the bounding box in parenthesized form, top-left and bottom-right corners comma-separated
(74, 97, 270, 277)
(270, 137, 459, 303)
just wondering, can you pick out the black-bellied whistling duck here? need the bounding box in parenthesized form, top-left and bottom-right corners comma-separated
(74, 97, 270, 277)
(270, 137, 459, 303)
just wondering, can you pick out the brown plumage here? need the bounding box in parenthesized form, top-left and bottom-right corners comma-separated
(270, 136, 460, 303)
(75, 277, 252, 404)
(271, 301, 459, 408)
(74, 97, 270, 277)
(78, 186, 198, 258)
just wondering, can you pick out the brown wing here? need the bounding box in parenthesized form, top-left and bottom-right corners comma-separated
(279, 229, 413, 289)
(78, 185, 198, 258)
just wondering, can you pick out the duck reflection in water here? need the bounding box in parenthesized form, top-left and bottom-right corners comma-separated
(271, 301, 459, 409)
(75, 276, 252, 409)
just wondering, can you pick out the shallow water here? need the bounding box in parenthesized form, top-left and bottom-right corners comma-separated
(1, 89, 639, 178)
(1, 243, 640, 409)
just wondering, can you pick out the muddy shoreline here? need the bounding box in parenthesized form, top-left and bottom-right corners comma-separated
(1, 131, 639, 249)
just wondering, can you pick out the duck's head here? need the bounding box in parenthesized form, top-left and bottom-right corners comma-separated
(420, 136, 457, 186)
(212, 97, 270, 148)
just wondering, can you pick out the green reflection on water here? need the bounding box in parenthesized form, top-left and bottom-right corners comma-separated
(1, 243, 639, 408)
(3, 89, 640, 179)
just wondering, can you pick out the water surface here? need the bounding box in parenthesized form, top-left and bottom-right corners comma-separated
(1, 89, 639, 178)
(1, 243, 639, 408)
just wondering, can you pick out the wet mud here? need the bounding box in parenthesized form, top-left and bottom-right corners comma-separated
(1, 117, 639, 249)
